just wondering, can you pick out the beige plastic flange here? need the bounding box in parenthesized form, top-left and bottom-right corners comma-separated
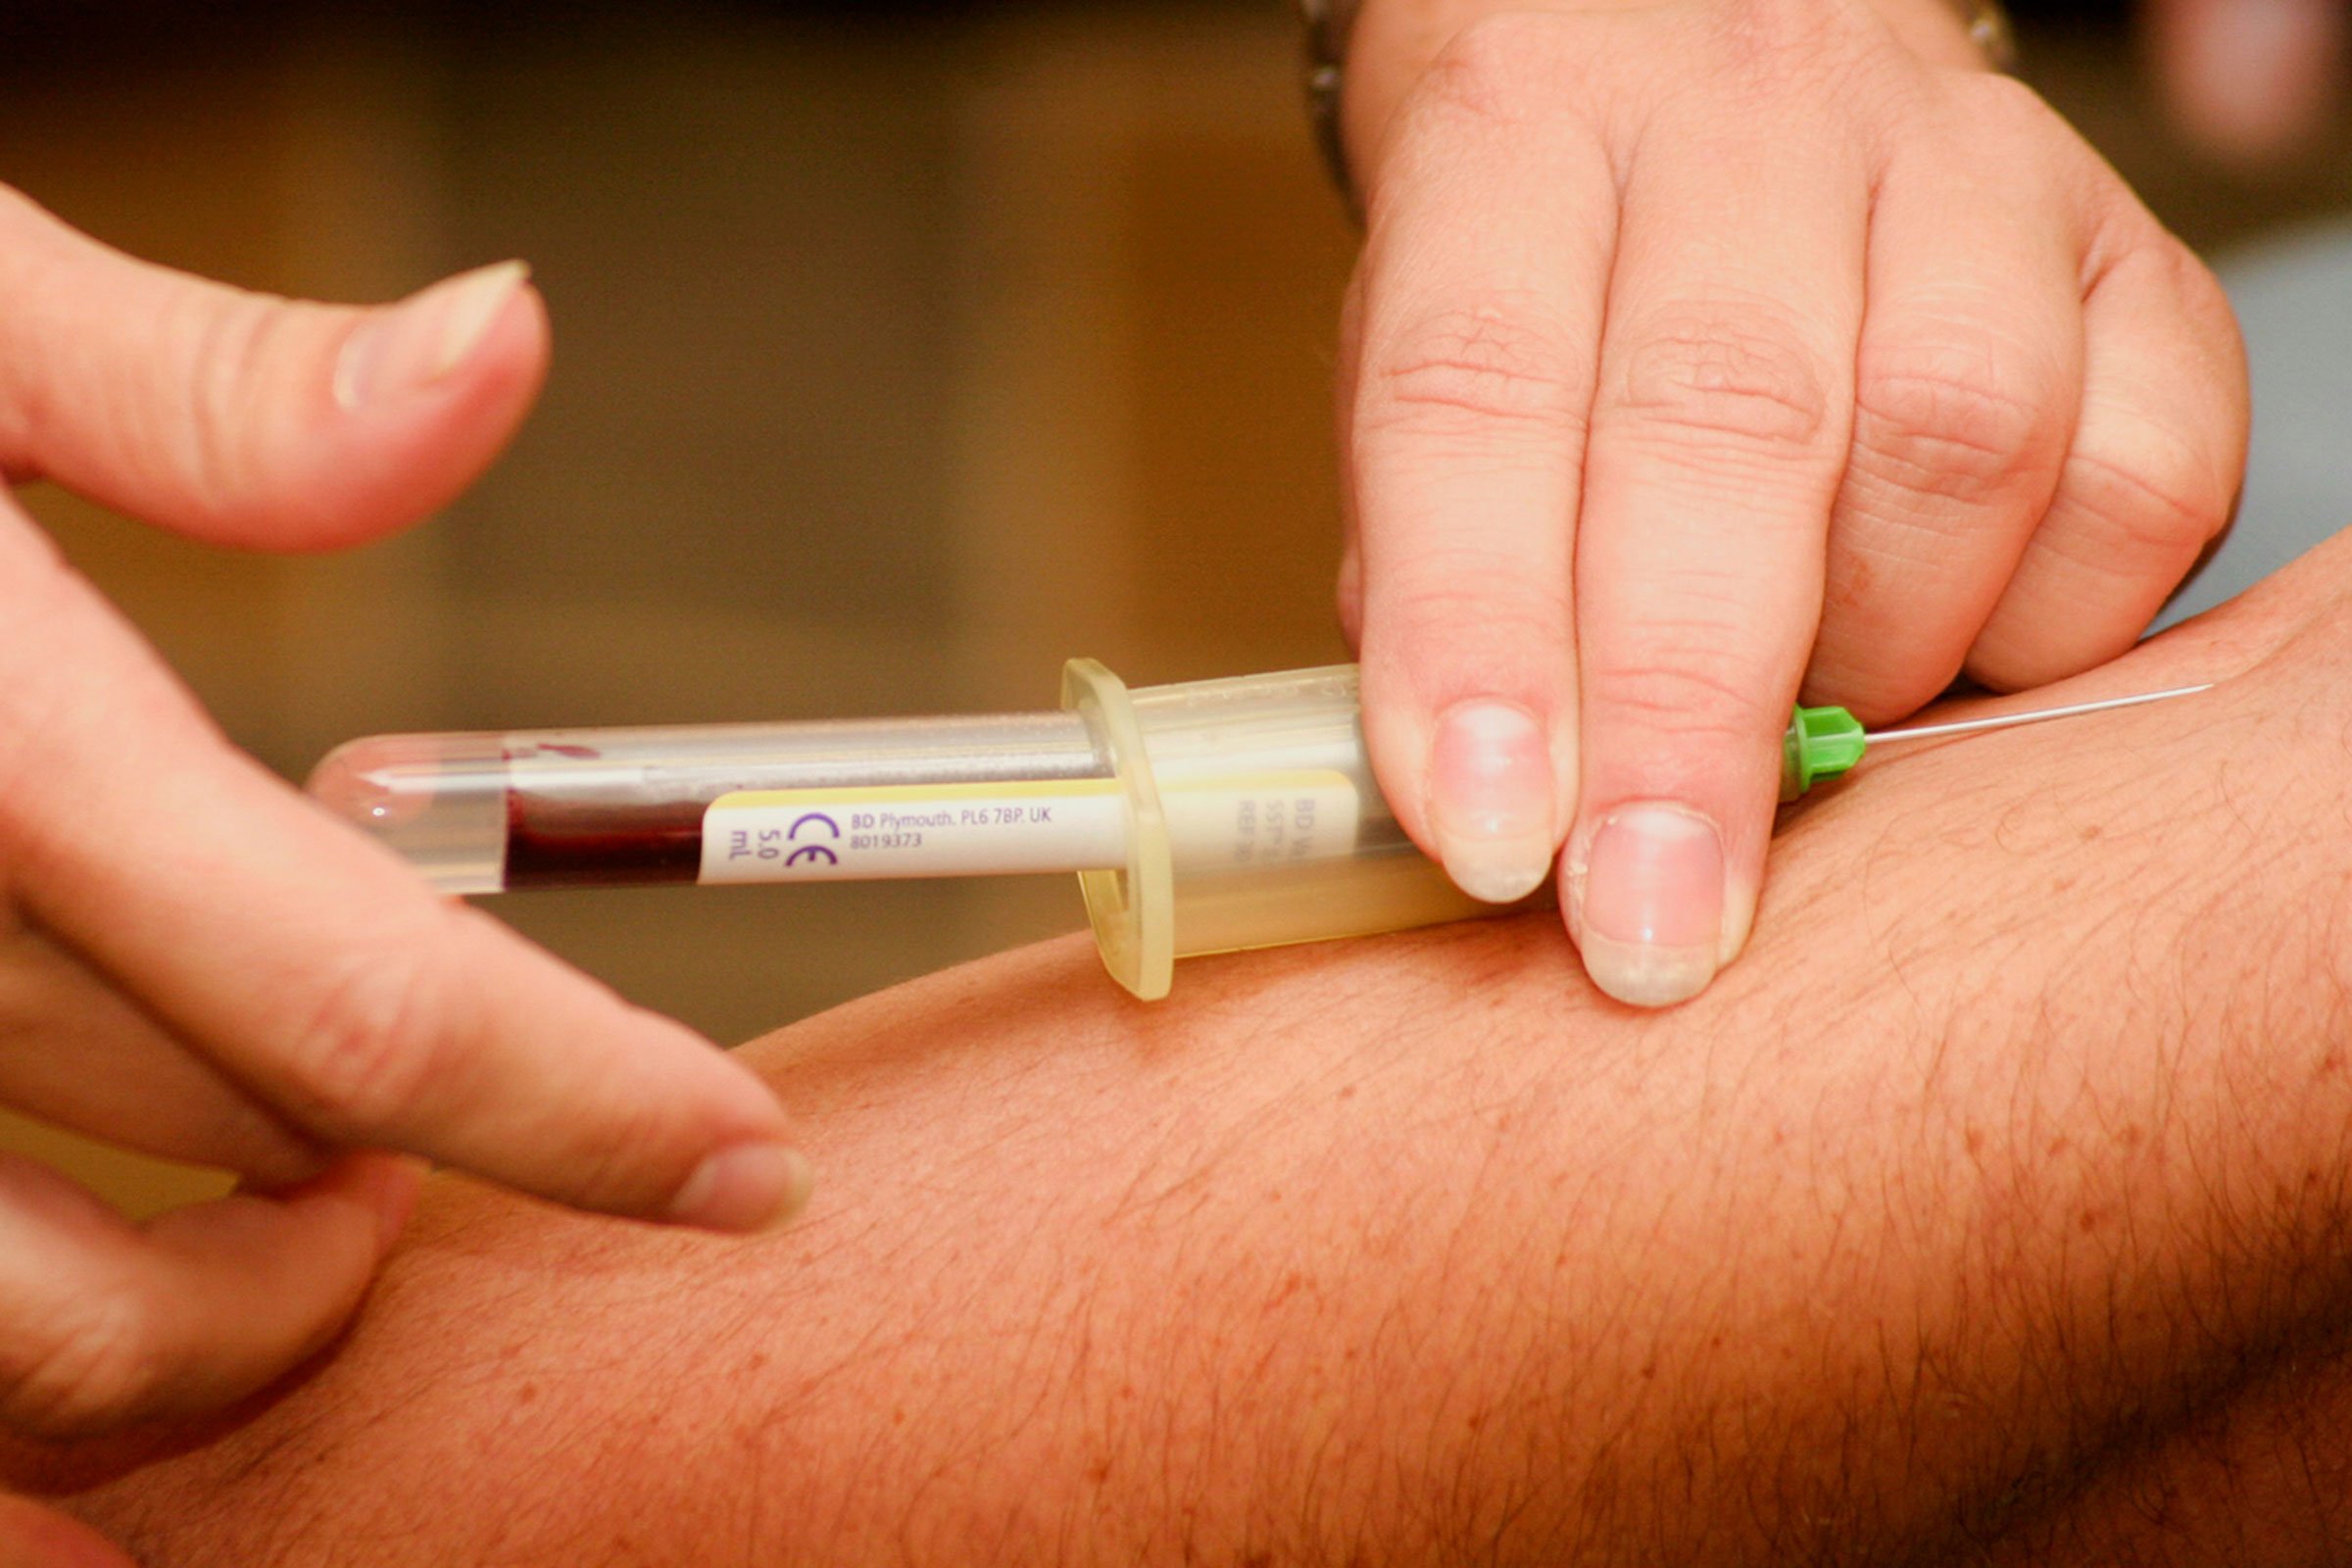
(1060, 658, 1176, 1000)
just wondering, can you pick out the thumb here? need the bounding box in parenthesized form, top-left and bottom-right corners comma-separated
(0, 184, 548, 552)
(0, 1494, 135, 1568)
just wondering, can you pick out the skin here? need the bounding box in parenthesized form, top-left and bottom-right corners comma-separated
(2145, 0, 2348, 164)
(1335, 0, 2250, 1007)
(10, 530, 2352, 1565)
(0, 188, 808, 1468)
(0, 7, 2303, 1553)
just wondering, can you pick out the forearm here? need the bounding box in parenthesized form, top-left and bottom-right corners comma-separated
(1978, 1321, 2352, 1567)
(17, 561, 2352, 1563)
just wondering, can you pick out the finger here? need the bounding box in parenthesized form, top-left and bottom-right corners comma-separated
(0, 503, 809, 1233)
(1968, 215, 2247, 688)
(0, 185, 548, 552)
(1808, 83, 2086, 720)
(0, 1151, 416, 1436)
(1350, 23, 1610, 904)
(0, 1494, 136, 1568)
(2147, 0, 2345, 163)
(1336, 268, 1367, 650)
(1567, 107, 1868, 1006)
(0, 914, 322, 1185)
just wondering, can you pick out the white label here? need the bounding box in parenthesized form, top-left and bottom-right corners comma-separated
(700, 780, 1128, 882)
(697, 769, 1363, 885)
(1162, 771, 1360, 871)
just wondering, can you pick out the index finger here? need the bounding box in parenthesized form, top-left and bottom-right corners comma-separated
(0, 509, 808, 1231)
(1349, 19, 1616, 905)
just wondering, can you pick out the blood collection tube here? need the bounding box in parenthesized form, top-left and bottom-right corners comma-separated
(312, 662, 1507, 998)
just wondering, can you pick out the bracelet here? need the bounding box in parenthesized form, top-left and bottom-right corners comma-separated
(1296, 0, 2016, 211)
(1955, 0, 2019, 72)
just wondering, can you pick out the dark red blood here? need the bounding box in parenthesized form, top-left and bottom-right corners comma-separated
(504, 794, 705, 889)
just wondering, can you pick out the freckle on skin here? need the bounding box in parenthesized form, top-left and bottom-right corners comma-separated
(2046, 1137, 2071, 1157)
(2079, 1207, 2102, 1233)
(1964, 1126, 1985, 1156)
(2080, 824, 2102, 842)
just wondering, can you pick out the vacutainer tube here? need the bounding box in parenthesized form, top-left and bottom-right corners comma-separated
(311, 662, 1527, 999)
(309, 710, 1118, 896)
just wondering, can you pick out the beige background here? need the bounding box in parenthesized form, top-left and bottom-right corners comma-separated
(0, 2, 2339, 1211)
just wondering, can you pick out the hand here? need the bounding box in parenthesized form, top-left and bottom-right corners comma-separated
(0, 189, 808, 1470)
(1333, 0, 2248, 1004)
(2145, 0, 2345, 163)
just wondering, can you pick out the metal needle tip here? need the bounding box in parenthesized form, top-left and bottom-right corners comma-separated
(1863, 683, 2215, 746)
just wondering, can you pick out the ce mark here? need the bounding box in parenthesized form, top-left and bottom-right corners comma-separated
(787, 811, 839, 867)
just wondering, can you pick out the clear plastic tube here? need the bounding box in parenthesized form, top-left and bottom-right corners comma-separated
(309, 713, 1110, 894)
(311, 661, 1531, 998)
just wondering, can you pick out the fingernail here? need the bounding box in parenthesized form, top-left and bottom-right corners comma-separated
(1572, 802, 1725, 1007)
(333, 259, 531, 411)
(667, 1141, 814, 1233)
(1426, 699, 1558, 903)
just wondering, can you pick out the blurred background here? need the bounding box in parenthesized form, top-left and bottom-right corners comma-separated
(2, 0, 2346, 1208)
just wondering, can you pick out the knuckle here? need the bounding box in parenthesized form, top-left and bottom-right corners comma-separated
(1944, 71, 2064, 142)
(1850, 335, 2055, 505)
(2057, 430, 2230, 567)
(1363, 298, 1588, 442)
(279, 926, 467, 1135)
(1386, 565, 1572, 662)
(1586, 642, 1777, 745)
(1803, 645, 1947, 724)
(2172, 247, 2240, 347)
(0, 1294, 163, 1436)
(164, 286, 282, 523)
(2146, 237, 2247, 381)
(1608, 306, 1835, 457)
(1409, 13, 1584, 138)
(545, 1086, 680, 1211)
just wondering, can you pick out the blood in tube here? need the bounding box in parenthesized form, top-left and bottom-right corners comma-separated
(499, 743, 706, 890)
(502, 793, 706, 889)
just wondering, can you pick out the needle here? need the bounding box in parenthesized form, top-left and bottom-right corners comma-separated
(1863, 683, 2215, 745)
(1781, 681, 2217, 800)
